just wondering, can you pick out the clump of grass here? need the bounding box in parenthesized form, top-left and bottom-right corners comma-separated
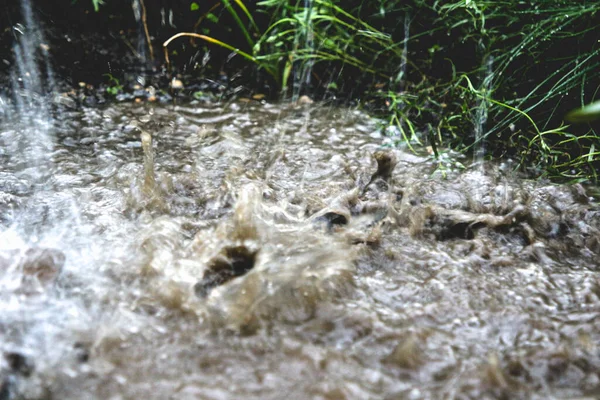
(164, 0, 403, 97)
(374, 1, 600, 181)
(451, 3, 597, 168)
(253, 0, 404, 96)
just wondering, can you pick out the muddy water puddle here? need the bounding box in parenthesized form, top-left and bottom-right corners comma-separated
(1, 101, 600, 399)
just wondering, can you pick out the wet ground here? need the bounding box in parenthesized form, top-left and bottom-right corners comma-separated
(1, 101, 600, 399)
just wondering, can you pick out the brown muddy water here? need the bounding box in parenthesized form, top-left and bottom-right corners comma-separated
(1, 101, 600, 400)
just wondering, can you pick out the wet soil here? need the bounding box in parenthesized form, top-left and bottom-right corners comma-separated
(1, 101, 600, 399)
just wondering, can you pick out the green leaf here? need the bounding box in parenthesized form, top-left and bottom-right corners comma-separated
(92, 0, 104, 12)
(106, 86, 119, 96)
(566, 100, 600, 123)
(206, 13, 219, 23)
(190, 2, 199, 11)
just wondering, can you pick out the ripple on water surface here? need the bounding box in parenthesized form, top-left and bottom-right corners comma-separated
(1, 101, 600, 399)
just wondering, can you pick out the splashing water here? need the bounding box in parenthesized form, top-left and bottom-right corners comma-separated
(395, 13, 411, 93)
(0, 97, 599, 399)
(292, 0, 315, 100)
(5, 0, 56, 186)
(132, 0, 153, 68)
(1, 5, 600, 399)
(473, 55, 494, 164)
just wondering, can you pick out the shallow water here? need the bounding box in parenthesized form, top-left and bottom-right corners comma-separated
(1, 101, 600, 399)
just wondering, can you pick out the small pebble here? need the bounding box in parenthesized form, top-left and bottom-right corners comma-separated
(170, 79, 184, 90)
